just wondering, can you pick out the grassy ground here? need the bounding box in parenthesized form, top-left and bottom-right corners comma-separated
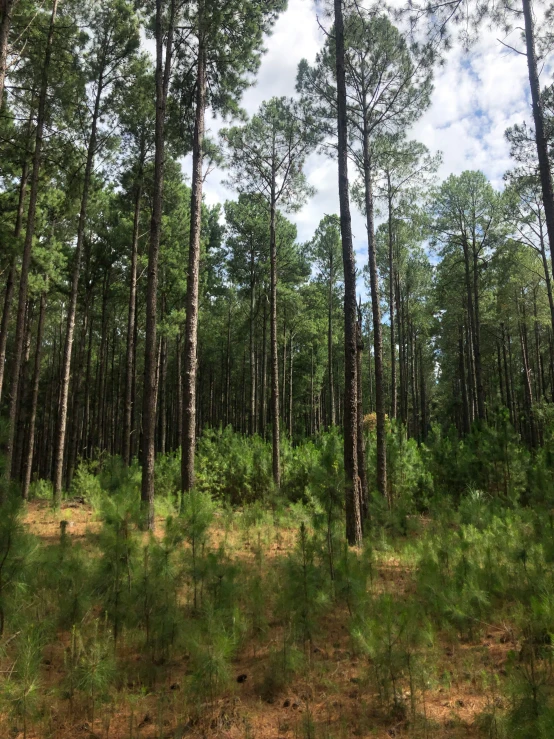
(0, 499, 519, 739)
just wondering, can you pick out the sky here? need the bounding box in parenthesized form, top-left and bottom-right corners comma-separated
(195, 0, 541, 280)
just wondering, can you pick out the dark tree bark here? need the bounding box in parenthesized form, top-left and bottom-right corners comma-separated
(334, 0, 362, 545)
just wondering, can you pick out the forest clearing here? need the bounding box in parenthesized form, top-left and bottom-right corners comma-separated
(2, 0, 554, 736)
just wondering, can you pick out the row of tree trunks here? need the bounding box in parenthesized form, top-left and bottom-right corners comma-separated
(3, 0, 59, 495)
(141, 0, 175, 528)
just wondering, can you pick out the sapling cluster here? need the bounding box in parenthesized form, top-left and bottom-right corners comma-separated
(3, 428, 554, 736)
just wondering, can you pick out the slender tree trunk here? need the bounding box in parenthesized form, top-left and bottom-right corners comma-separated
(472, 245, 485, 419)
(357, 307, 368, 521)
(260, 299, 267, 435)
(518, 302, 537, 448)
(366, 311, 374, 412)
(310, 345, 314, 436)
(281, 313, 287, 425)
(13, 300, 32, 480)
(523, 0, 554, 271)
(66, 288, 91, 488)
(533, 290, 542, 401)
(459, 326, 470, 435)
(250, 243, 256, 435)
(334, 0, 362, 545)
(52, 73, 103, 503)
(131, 290, 139, 458)
(22, 289, 46, 500)
(362, 122, 386, 499)
(4, 0, 58, 488)
(289, 331, 293, 438)
(387, 174, 396, 419)
(269, 185, 281, 487)
(176, 334, 183, 448)
(0, 154, 30, 404)
(224, 305, 231, 426)
(123, 177, 142, 465)
(328, 257, 336, 426)
(141, 0, 174, 527)
(0, 0, 16, 110)
(538, 216, 554, 337)
(159, 331, 167, 455)
(82, 300, 94, 460)
(419, 344, 427, 441)
(181, 20, 206, 496)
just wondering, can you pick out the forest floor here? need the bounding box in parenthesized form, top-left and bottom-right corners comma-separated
(10, 500, 514, 739)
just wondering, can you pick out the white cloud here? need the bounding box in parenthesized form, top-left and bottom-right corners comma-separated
(197, 0, 546, 294)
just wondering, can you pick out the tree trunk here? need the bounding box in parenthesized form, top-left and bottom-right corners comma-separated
(289, 331, 293, 438)
(66, 287, 91, 488)
(123, 178, 142, 465)
(387, 174, 396, 419)
(22, 289, 46, 500)
(250, 242, 256, 434)
(269, 185, 281, 487)
(328, 255, 336, 426)
(0, 0, 16, 110)
(0, 154, 29, 404)
(362, 122, 386, 499)
(225, 305, 231, 427)
(281, 313, 287, 425)
(13, 299, 32, 480)
(523, 0, 554, 274)
(4, 0, 58, 487)
(334, 0, 362, 545)
(459, 326, 470, 435)
(260, 299, 267, 435)
(419, 344, 427, 441)
(52, 72, 103, 504)
(357, 307, 368, 521)
(141, 0, 175, 527)
(472, 244, 485, 419)
(181, 21, 206, 496)
(177, 334, 183, 448)
(518, 304, 537, 448)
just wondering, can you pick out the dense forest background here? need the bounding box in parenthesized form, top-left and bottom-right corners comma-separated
(1, 0, 554, 523)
